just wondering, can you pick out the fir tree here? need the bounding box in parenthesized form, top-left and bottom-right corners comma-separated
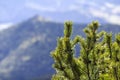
(51, 21, 120, 80)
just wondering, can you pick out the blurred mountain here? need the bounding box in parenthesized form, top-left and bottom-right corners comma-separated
(0, 15, 120, 80)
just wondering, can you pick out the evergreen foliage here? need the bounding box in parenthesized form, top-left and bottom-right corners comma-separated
(51, 21, 120, 80)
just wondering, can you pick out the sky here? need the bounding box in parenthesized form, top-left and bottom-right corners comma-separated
(0, 0, 120, 30)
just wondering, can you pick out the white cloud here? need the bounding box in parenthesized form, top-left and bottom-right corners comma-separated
(89, 8, 120, 25)
(72, 1, 120, 25)
(0, 23, 13, 31)
(105, 2, 120, 14)
(24, 0, 120, 25)
(89, 8, 109, 19)
(85, 1, 120, 25)
(75, 0, 98, 7)
(25, 0, 87, 13)
(25, 2, 56, 12)
(105, 2, 114, 8)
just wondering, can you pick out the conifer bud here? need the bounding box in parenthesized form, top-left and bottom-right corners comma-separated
(92, 21, 99, 31)
(64, 21, 72, 38)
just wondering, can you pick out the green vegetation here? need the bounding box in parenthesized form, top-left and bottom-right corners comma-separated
(51, 21, 120, 80)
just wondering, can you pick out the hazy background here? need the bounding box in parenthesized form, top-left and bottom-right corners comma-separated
(0, 0, 120, 30)
(0, 0, 120, 80)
